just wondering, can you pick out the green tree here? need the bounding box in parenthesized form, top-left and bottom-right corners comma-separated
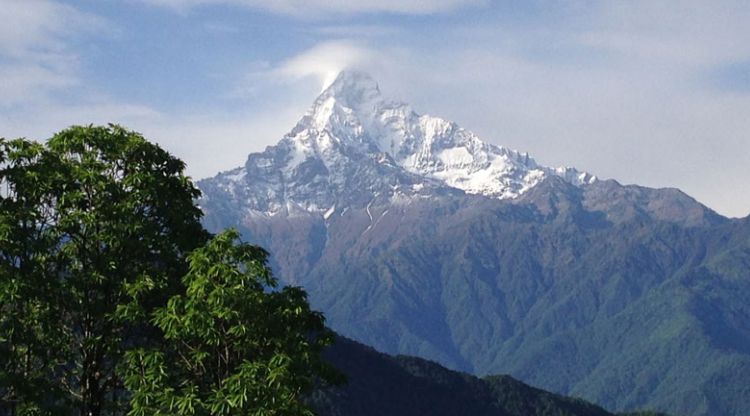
(1, 125, 208, 415)
(122, 229, 340, 416)
(0, 138, 69, 415)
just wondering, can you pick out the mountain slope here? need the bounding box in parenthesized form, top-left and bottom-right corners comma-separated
(198, 71, 750, 416)
(312, 337, 668, 416)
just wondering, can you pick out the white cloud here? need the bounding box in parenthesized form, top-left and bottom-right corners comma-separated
(228, 41, 389, 99)
(0, 96, 303, 181)
(0, 0, 110, 67)
(0, 64, 78, 106)
(137, 105, 306, 179)
(276, 40, 380, 90)
(0, 0, 109, 108)
(1, 98, 162, 140)
(0, 0, 166, 164)
(0, 0, 99, 58)
(137, 0, 487, 16)
(314, 24, 402, 38)
(574, 1, 750, 69)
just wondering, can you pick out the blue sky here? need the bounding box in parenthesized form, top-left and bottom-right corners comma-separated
(2, 0, 749, 217)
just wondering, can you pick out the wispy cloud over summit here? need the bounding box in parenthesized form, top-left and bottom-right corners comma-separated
(276, 41, 379, 90)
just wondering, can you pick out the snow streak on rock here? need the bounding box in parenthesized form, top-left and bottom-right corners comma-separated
(203, 70, 595, 215)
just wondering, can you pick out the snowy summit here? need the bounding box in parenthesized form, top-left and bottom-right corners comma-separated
(203, 70, 596, 214)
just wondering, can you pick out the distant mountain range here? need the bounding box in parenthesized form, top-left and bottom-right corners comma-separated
(198, 71, 750, 416)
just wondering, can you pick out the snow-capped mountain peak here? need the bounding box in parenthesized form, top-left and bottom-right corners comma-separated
(316, 70, 383, 112)
(203, 70, 595, 214)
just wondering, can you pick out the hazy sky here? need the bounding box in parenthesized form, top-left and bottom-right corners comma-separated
(2, 0, 749, 217)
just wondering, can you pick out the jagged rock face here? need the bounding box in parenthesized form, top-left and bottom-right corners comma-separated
(198, 71, 750, 416)
(200, 70, 594, 219)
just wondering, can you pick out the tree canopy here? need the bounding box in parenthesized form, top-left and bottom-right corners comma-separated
(123, 229, 338, 416)
(0, 125, 337, 416)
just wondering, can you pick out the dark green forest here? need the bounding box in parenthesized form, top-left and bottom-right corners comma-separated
(310, 336, 671, 416)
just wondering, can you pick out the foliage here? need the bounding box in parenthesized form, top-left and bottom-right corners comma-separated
(1, 125, 208, 414)
(1, 125, 340, 415)
(0, 138, 68, 415)
(122, 229, 340, 416)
